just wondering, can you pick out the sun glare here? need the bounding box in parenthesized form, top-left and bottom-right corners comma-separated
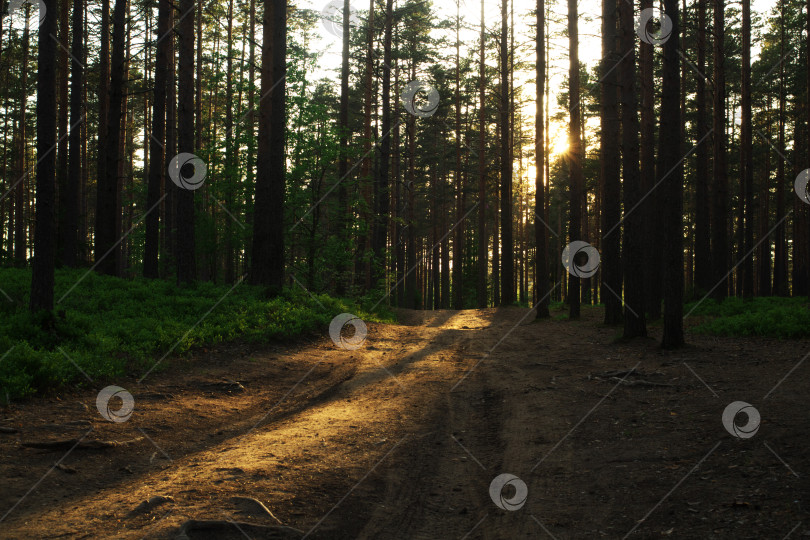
(549, 129, 569, 157)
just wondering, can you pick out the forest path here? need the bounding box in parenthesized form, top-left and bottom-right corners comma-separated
(0, 307, 808, 538)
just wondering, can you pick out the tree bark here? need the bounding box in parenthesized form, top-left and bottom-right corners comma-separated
(30, 0, 59, 313)
(773, 0, 788, 296)
(621, 0, 646, 337)
(758, 93, 772, 296)
(176, 0, 197, 284)
(56, 0, 69, 262)
(453, 0, 465, 310)
(393, 34, 404, 304)
(661, 0, 684, 348)
(500, 0, 514, 305)
(164, 5, 177, 277)
(641, 0, 662, 320)
(567, 0, 582, 319)
(356, 0, 375, 291)
(96, 0, 126, 276)
(711, 0, 728, 300)
(224, 0, 236, 282)
(61, 0, 84, 268)
(694, 0, 710, 295)
(741, 0, 754, 298)
(95, 0, 110, 268)
(600, 0, 621, 325)
(14, 15, 30, 266)
(373, 0, 393, 287)
(250, 0, 286, 292)
(144, 0, 171, 278)
(535, 0, 550, 318)
(476, 0, 487, 308)
(335, 0, 351, 295)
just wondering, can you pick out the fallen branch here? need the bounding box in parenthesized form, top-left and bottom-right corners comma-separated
(229, 496, 284, 525)
(21, 437, 144, 451)
(595, 368, 640, 379)
(608, 377, 675, 388)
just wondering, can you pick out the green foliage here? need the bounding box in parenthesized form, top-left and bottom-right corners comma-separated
(0, 268, 394, 402)
(686, 297, 810, 339)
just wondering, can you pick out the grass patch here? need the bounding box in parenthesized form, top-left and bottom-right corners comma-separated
(0, 268, 394, 401)
(685, 296, 810, 339)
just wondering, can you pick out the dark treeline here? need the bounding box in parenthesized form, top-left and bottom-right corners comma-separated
(1, 0, 808, 348)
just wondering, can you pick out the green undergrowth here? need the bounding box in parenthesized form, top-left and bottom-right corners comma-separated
(0, 268, 395, 402)
(686, 296, 810, 339)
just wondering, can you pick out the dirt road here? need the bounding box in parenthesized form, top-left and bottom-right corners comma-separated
(0, 307, 807, 538)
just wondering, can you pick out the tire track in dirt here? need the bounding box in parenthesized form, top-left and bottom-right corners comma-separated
(1, 307, 808, 538)
(0, 309, 497, 538)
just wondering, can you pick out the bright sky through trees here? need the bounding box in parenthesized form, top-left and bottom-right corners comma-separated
(301, 0, 779, 185)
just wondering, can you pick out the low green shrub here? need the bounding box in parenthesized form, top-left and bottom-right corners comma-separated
(0, 268, 394, 401)
(686, 296, 810, 339)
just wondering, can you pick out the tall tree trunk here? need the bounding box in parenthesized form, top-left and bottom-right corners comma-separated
(621, 0, 646, 337)
(493, 172, 499, 307)
(357, 0, 374, 291)
(335, 0, 351, 295)
(56, 0, 69, 263)
(641, 0, 662, 320)
(14, 17, 30, 266)
(243, 0, 256, 262)
(758, 93, 772, 296)
(741, 0, 754, 298)
(476, 0, 487, 308)
(802, 0, 810, 295)
(711, 0, 728, 300)
(773, 0, 788, 296)
(600, 0, 621, 325)
(195, 0, 203, 153)
(681, 0, 687, 294)
(0, 10, 5, 256)
(96, 0, 126, 276)
(661, 0, 684, 347)
(567, 0, 582, 319)
(793, 124, 808, 296)
(511, 2, 519, 303)
(694, 0, 711, 294)
(453, 0, 465, 310)
(224, 0, 236, 282)
(393, 36, 404, 304)
(373, 0, 393, 287)
(145, 0, 171, 279)
(431, 174, 439, 309)
(500, 0, 514, 305)
(116, 10, 129, 277)
(142, 19, 151, 273)
(535, 0, 550, 318)
(176, 0, 197, 284)
(79, 2, 89, 262)
(250, 0, 286, 293)
(30, 0, 59, 313)
(440, 168, 450, 308)
(404, 59, 418, 308)
(96, 0, 110, 263)
(164, 6, 177, 277)
(406, 111, 416, 307)
(61, 0, 84, 267)
(545, 22, 551, 301)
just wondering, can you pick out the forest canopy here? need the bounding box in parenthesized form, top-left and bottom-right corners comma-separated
(0, 0, 808, 366)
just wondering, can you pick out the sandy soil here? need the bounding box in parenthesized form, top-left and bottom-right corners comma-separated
(0, 306, 807, 539)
